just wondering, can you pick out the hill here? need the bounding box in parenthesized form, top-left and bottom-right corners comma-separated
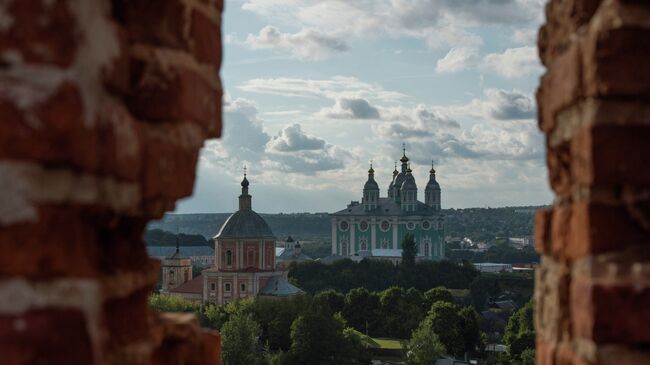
(146, 206, 544, 244)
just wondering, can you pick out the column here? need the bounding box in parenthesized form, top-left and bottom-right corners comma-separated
(331, 217, 337, 255)
(392, 218, 398, 249)
(350, 218, 356, 255)
(370, 217, 376, 250)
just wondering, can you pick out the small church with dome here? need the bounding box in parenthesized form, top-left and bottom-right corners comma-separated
(198, 171, 302, 305)
(330, 148, 445, 261)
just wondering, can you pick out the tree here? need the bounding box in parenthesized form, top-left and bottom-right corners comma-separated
(343, 287, 381, 335)
(404, 320, 445, 365)
(458, 306, 481, 357)
(313, 289, 345, 315)
(427, 301, 464, 357)
(424, 287, 454, 309)
(504, 300, 535, 364)
(288, 311, 369, 364)
(379, 287, 422, 339)
(221, 313, 262, 365)
(148, 294, 198, 313)
(399, 234, 417, 286)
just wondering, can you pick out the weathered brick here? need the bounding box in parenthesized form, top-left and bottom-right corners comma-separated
(141, 123, 203, 203)
(536, 257, 572, 342)
(119, 0, 188, 49)
(569, 201, 648, 259)
(539, 0, 602, 66)
(0, 309, 94, 364)
(538, 41, 583, 133)
(95, 97, 144, 181)
(103, 289, 151, 347)
(571, 125, 650, 186)
(536, 208, 554, 254)
(127, 60, 220, 133)
(572, 278, 650, 344)
(0, 0, 78, 66)
(582, 25, 650, 98)
(190, 9, 222, 66)
(547, 142, 572, 197)
(0, 206, 101, 278)
(0, 82, 99, 172)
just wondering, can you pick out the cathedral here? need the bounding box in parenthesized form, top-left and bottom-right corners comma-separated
(330, 148, 445, 260)
(163, 172, 302, 305)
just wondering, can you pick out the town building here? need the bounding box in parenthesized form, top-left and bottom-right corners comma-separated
(275, 236, 313, 269)
(200, 172, 302, 305)
(330, 148, 445, 260)
(148, 245, 215, 267)
(160, 239, 193, 293)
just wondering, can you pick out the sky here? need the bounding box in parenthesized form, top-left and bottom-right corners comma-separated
(176, 0, 553, 214)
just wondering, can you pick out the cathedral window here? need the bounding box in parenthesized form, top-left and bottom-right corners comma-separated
(225, 283, 231, 292)
(360, 238, 367, 250)
(225, 250, 233, 266)
(341, 239, 349, 256)
(359, 220, 368, 232)
(381, 239, 389, 249)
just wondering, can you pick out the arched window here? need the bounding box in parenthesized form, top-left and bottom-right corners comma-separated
(341, 240, 348, 256)
(225, 250, 232, 266)
(424, 243, 430, 257)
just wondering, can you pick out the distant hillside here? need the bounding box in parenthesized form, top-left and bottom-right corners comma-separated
(146, 206, 544, 243)
(147, 212, 331, 241)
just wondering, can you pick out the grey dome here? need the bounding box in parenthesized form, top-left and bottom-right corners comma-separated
(364, 179, 379, 190)
(393, 172, 406, 191)
(214, 209, 275, 239)
(401, 174, 417, 190)
(426, 178, 440, 190)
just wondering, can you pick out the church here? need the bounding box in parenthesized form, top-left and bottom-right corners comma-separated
(330, 148, 445, 260)
(163, 172, 302, 305)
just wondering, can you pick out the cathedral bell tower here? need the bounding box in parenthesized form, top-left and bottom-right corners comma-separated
(362, 162, 379, 211)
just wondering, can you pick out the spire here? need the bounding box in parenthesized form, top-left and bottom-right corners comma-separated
(368, 160, 374, 175)
(239, 166, 252, 210)
(175, 228, 180, 255)
(400, 143, 409, 164)
(393, 162, 398, 177)
(429, 160, 436, 175)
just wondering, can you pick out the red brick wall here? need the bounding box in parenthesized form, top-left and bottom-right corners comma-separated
(0, 0, 223, 364)
(535, 0, 650, 364)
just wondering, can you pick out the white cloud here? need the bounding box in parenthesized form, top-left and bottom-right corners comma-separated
(319, 97, 380, 119)
(238, 76, 406, 102)
(436, 47, 479, 73)
(245, 25, 348, 60)
(481, 46, 542, 78)
(238, 0, 545, 58)
(511, 28, 538, 45)
(267, 123, 326, 152)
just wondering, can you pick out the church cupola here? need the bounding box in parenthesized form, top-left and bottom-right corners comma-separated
(392, 145, 410, 203)
(400, 164, 417, 212)
(425, 162, 441, 211)
(388, 162, 398, 199)
(363, 161, 380, 211)
(239, 167, 252, 210)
